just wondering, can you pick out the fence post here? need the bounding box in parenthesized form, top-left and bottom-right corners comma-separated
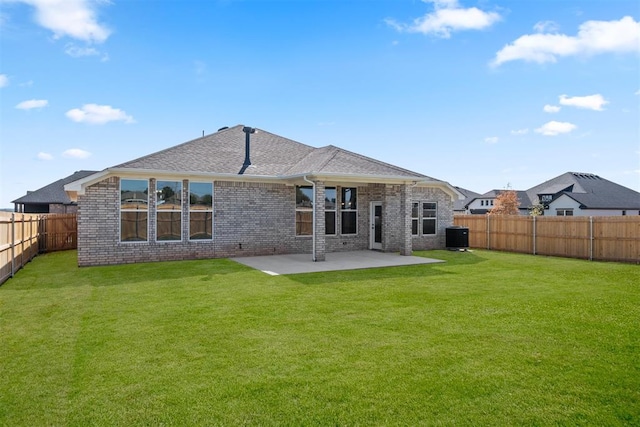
(589, 216, 593, 261)
(10, 213, 15, 278)
(533, 215, 536, 255)
(486, 215, 490, 250)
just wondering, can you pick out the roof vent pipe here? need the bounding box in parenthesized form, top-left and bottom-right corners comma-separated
(239, 126, 256, 174)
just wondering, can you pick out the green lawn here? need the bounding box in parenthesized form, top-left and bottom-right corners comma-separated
(1, 250, 638, 426)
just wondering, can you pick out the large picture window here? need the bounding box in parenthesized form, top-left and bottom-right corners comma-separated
(422, 202, 437, 235)
(156, 180, 182, 241)
(189, 182, 213, 240)
(296, 186, 313, 236)
(341, 187, 357, 235)
(120, 179, 148, 242)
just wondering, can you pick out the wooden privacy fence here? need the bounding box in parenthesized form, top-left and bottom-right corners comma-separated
(0, 213, 77, 285)
(454, 215, 640, 264)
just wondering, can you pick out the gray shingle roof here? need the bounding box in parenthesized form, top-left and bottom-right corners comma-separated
(529, 172, 640, 209)
(453, 186, 481, 211)
(115, 124, 432, 180)
(12, 170, 97, 205)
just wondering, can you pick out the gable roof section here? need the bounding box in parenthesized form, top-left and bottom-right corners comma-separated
(66, 125, 462, 199)
(453, 186, 481, 211)
(12, 170, 97, 205)
(529, 172, 640, 209)
(285, 145, 429, 179)
(116, 125, 315, 176)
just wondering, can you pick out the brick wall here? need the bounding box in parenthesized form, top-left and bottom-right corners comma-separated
(77, 177, 453, 266)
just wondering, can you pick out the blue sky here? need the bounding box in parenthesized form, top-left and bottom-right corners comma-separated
(1, 0, 638, 209)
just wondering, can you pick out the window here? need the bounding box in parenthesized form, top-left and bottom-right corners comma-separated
(411, 202, 419, 235)
(156, 180, 182, 241)
(422, 202, 437, 235)
(120, 179, 148, 242)
(481, 200, 484, 206)
(296, 186, 313, 236)
(341, 187, 357, 235)
(556, 209, 573, 216)
(325, 187, 336, 235)
(189, 182, 213, 240)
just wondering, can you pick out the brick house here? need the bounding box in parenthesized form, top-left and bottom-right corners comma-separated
(65, 125, 462, 266)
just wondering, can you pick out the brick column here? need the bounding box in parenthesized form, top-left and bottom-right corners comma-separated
(400, 184, 412, 256)
(182, 179, 189, 241)
(314, 181, 326, 261)
(149, 178, 157, 242)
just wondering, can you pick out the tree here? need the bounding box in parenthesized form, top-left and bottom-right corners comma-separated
(488, 190, 520, 215)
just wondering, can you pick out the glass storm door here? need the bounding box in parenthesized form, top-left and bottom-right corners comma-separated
(370, 202, 383, 250)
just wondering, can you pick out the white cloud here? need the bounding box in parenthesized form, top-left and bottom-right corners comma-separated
(510, 128, 529, 135)
(484, 136, 499, 144)
(15, 99, 48, 110)
(37, 152, 53, 161)
(535, 121, 577, 136)
(386, 0, 501, 38)
(543, 104, 561, 113)
(62, 148, 91, 159)
(634, 89, 640, 95)
(533, 20, 560, 33)
(492, 16, 640, 66)
(64, 44, 109, 61)
(0, 74, 8, 88)
(559, 94, 608, 111)
(14, 0, 110, 43)
(66, 104, 135, 125)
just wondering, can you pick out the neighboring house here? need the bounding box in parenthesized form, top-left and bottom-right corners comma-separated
(463, 172, 640, 216)
(527, 172, 640, 217)
(452, 186, 481, 215)
(12, 170, 97, 214)
(65, 125, 463, 267)
(464, 190, 532, 215)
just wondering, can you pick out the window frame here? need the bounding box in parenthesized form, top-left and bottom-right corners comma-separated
(325, 187, 337, 236)
(120, 178, 149, 243)
(156, 180, 183, 242)
(421, 201, 437, 236)
(295, 185, 314, 236)
(189, 181, 214, 241)
(340, 187, 358, 235)
(411, 202, 419, 236)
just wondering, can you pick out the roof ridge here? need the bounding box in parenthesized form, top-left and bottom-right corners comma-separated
(326, 145, 430, 179)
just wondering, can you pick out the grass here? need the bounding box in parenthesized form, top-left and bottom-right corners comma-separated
(0, 250, 638, 426)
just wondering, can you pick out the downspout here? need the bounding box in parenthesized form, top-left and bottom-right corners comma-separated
(303, 175, 317, 262)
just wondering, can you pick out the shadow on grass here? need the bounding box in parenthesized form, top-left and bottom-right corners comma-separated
(5, 251, 258, 291)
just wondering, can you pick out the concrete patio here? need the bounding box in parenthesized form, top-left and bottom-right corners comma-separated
(231, 250, 444, 275)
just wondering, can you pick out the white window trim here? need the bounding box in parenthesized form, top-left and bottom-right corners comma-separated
(188, 181, 214, 242)
(411, 202, 419, 236)
(340, 187, 358, 236)
(295, 185, 314, 237)
(155, 180, 183, 243)
(421, 201, 437, 236)
(119, 178, 150, 243)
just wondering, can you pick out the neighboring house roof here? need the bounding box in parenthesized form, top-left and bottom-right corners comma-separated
(528, 172, 640, 210)
(66, 125, 463, 199)
(453, 186, 481, 211)
(12, 170, 97, 205)
(464, 189, 532, 210)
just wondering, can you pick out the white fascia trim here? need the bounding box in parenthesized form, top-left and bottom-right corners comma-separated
(64, 170, 110, 194)
(66, 168, 463, 199)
